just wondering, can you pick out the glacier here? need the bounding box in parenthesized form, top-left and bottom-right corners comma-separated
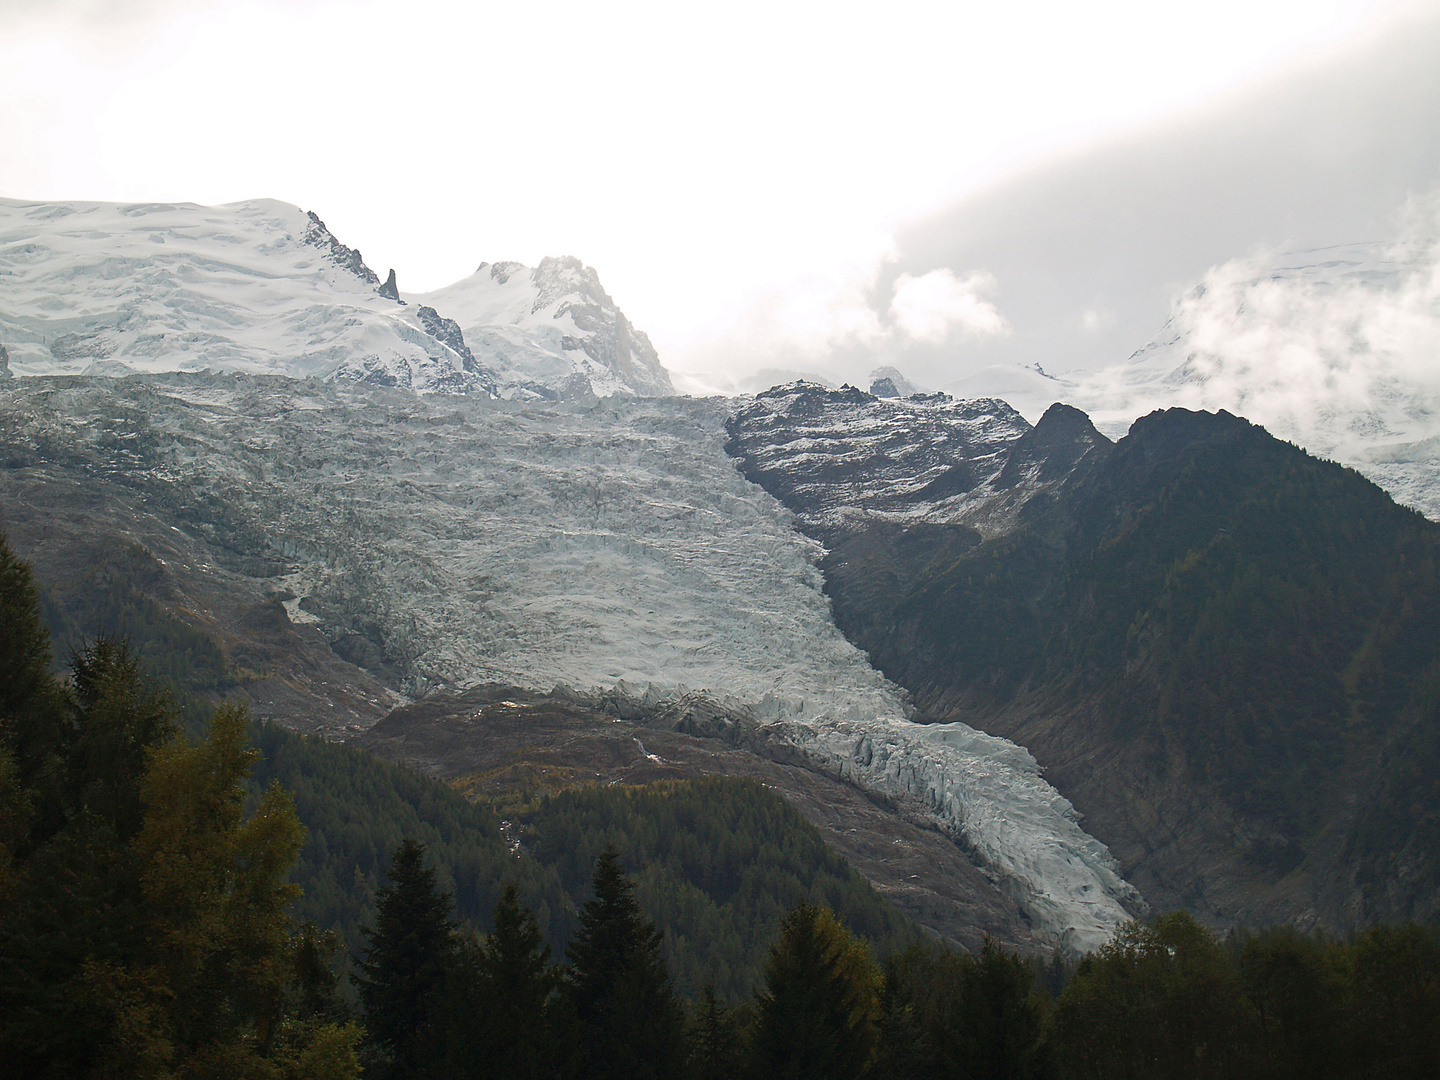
(0, 371, 1141, 953)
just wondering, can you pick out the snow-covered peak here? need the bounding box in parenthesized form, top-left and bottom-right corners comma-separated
(412, 256, 674, 400)
(0, 196, 494, 395)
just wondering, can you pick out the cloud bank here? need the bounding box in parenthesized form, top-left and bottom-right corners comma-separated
(890, 269, 1008, 342)
(1072, 194, 1440, 464)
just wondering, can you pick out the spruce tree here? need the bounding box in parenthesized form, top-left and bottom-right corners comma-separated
(441, 883, 558, 1080)
(563, 845, 685, 1080)
(0, 530, 64, 860)
(354, 837, 459, 1079)
(750, 901, 883, 1080)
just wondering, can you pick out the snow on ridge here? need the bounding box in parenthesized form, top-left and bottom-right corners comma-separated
(2, 370, 1140, 953)
(411, 256, 674, 401)
(0, 196, 488, 393)
(728, 382, 1055, 538)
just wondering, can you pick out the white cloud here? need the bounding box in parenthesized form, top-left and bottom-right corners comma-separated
(890, 269, 1009, 342)
(1072, 189, 1440, 456)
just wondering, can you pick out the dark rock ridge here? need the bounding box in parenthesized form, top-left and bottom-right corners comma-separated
(303, 209, 380, 285)
(378, 268, 403, 302)
(870, 376, 899, 398)
(415, 306, 474, 371)
(726, 387, 1440, 932)
(725, 382, 1072, 542)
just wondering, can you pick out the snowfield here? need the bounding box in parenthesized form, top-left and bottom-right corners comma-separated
(0, 197, 669, 401)
(0, 197, 480, 390)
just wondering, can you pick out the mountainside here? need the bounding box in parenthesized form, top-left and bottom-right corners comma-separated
(0, 371, 1141, 955)
(411, 257, 673, 400)
(0, 198, 670, 402)
(726, 385, 1440, 931)
(8, 199, 1437, 954)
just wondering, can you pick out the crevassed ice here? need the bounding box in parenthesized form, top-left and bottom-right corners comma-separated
(5, 374, 1141, 952)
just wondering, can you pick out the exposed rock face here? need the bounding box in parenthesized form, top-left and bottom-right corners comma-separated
(534, 256, 670, 396)
(414, 305, 472, 369)
(726, 390, 1440, 933)
(726, 382, 1067, 541)
(870, 366, 921, 398)
(0, 343, 10, 378)
(378, 268, 402, 302)
(869, 377, 899, 398)
(303, 209, 381, 285)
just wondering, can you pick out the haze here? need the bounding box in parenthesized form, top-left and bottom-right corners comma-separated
(2, 0, 1437, 403)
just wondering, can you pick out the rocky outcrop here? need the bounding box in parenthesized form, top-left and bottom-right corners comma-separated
(415, 306, 482, 376)
(726, 382, 1038, 540)
(303, 209, 380, 285)
(378, 268, 402, 302)
(869, 376, 900, 398)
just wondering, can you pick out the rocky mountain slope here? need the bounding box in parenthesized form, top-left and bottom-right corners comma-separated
(727, 384, 1440, 932)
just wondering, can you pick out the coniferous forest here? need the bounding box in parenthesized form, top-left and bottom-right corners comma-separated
(4, 530, 1440, 1079)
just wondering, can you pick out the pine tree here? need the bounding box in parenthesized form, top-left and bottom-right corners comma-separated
(354, 838, 459, 1079)
(0, 536, 359, 1077)
(563, 845, 686, 1080)
(690, 982, 744, 1080)
(1, 651, 358, 1077)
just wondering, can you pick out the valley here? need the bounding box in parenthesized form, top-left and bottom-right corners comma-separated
(3, 195, 1437, 964)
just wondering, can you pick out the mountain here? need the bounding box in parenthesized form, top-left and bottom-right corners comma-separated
(0, 370, 1141, 956)
(0, 197, 493, 394)
(411, 257, 673, 400)
(726, 385, 1440, 931)
(0, 197, 671, 402)
(7, 196, 1436, 953)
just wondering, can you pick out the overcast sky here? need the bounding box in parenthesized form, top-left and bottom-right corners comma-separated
(2, 0, 1436, 396)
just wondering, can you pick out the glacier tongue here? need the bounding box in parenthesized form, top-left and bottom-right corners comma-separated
(2, 372, 1140, 952)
